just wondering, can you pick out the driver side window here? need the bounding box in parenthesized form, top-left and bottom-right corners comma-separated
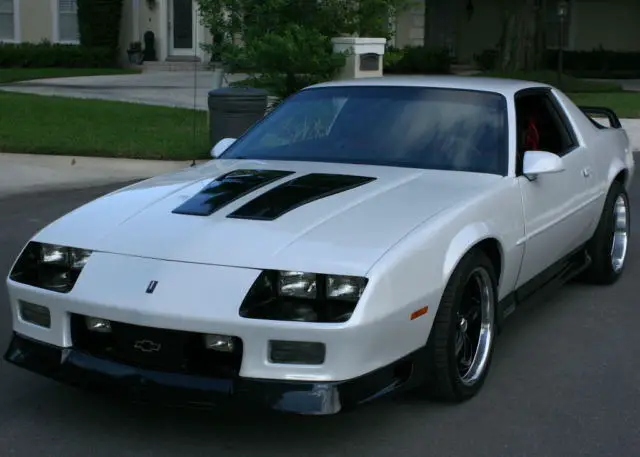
(515, 90, 578, 174)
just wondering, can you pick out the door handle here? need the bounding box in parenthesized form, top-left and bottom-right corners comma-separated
(582, 167, 591, 178)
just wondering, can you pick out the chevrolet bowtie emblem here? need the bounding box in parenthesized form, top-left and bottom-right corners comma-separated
(134, 339, 162, 353)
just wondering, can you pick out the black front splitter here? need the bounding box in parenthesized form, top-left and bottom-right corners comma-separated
(4, 332, 420, 415)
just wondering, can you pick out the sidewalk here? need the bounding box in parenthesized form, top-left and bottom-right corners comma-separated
(0, 153, 204, 197)
(620, 120, 640, 152)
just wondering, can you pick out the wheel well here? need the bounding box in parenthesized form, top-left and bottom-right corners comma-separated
(475, 238, 502, 285)
(614, 169, 628, 187)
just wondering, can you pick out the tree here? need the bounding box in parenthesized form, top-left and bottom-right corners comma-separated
(497, 0, 546, 72)
(196, 0, 409, 99)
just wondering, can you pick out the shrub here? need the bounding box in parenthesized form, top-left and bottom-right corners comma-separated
(473, 49, 499, 71)
(384, 46, 452, 75)
(227, 24, 346, 99)
(383, 46, 405, 72)
(0, 42, 118, 68)
(544, 48, 640, 79)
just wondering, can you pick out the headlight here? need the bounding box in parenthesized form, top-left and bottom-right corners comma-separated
(278, 271, 317, 299)
(9, 242, 93, 293)
(239, 270, 368, 323)
(326, 275, 367, 301)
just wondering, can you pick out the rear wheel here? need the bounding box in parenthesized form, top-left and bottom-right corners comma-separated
(581, 180, 630, 285)
(423, 249, 497, 402)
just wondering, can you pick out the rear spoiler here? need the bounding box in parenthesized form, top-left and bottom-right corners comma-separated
(579, 106, 622, 129)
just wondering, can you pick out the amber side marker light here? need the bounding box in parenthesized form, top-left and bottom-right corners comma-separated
(410, 306, 428, 320)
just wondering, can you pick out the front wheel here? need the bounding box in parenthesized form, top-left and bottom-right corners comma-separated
(422, 249, 498, 402)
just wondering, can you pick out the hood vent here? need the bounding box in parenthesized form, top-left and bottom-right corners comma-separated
(227, 173, 376, 221)
(172, 169, 295, 216)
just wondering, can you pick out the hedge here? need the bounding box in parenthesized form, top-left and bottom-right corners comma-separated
(474, 48, 640, 79)
(0, 42, 118, 68)
(545, 49, 640, 78)
(384, 46, 451, 75)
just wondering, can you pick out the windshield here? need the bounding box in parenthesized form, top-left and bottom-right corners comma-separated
(221, 86, 509, 175)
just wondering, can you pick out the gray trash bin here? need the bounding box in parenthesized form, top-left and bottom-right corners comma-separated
(208, 87, 269, 147)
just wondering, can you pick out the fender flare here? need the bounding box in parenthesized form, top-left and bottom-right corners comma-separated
(607, 158, 630, 188)
(442, 222, 504, 287)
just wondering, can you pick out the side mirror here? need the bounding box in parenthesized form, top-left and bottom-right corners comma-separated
(210, 138, 236, 158)
(522, 150, 565, 179)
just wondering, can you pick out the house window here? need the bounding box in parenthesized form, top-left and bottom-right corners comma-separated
(57, 0, 79, 42)
(0, 0, 17, 41)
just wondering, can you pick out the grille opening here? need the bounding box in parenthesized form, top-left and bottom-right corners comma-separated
(70, 314, 243, 378)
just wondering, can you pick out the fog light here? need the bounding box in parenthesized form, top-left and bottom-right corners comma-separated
(85, 316, 112, 333)
(269, 340, 326, 365)
(19, 301, 51, 328)
(204, 334, 235, 352)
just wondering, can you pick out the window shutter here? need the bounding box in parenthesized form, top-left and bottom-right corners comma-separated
(0, 0, 14, 40)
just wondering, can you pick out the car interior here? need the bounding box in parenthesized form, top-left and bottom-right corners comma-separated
(515, 92, 578, 174)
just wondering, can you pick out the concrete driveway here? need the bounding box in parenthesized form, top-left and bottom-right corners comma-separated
(0, 153, 202, 198)
(0, 71, 248, 111)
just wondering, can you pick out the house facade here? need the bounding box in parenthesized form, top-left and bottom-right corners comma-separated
(1, 0, 639, 66)
(0, 0, 213, 64)
(1, 0, 82, 46)
(394, 0, 640, 63)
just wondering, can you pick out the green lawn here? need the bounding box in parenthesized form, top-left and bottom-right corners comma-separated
(478, 70, 622, 93)
(477, 70, 640, 118)
(0, 92, 209, 160)
(0, 68, 141, 84)
(568, 92, 640, 119)
(1, 71, 638, 162)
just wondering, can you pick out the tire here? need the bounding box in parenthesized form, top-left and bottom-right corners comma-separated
(581, 180, 630, 285)
(422, 249, 498, 402)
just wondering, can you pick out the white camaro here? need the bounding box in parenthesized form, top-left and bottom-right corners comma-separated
(4, 76, 634, 415)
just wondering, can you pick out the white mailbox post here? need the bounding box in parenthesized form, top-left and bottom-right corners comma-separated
(331, 37, 387, 80)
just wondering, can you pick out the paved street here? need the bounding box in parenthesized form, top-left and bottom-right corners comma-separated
(1, 181, 640, 457)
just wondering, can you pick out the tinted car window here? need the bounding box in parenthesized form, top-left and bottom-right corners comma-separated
(222, 86, 509, 175)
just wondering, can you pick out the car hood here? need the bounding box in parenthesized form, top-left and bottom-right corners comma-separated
(32, 159, 503, 276)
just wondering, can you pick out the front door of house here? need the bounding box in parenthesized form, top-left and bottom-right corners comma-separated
(169, 0, 195, 56)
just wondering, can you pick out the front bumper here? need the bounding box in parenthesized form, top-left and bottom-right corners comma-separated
(7, 252, 431, 383)
(4, 332, 420, 415)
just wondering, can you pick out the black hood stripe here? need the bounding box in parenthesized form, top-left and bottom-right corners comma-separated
(172, 169, 295, 216)
(227, 173, 376, 221)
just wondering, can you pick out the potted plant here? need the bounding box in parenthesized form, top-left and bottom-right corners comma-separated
(127, 41, 143, 64)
